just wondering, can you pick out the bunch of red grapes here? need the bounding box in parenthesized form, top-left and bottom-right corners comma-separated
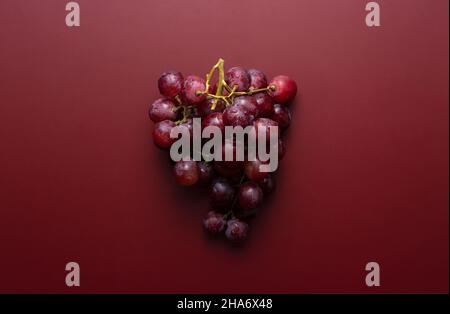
(148, 59, 297, 244)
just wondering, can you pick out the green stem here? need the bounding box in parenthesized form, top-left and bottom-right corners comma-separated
(175, 105, 191, 125)
(202, 58, 271, 110)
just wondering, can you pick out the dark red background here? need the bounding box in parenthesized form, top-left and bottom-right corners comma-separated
(0, 0, 448, 293)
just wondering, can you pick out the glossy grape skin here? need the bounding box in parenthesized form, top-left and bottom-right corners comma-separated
(213, 162, 243, 182)
(203, 211, 226, 235)
(223, 105, 254, 127)
(225, 219, 249, 242)
(233, 96, 258, 118)
(209, 177, 235, 209)
(152, 120, 176, 149)
(270, 103, 291, 130)
(197, 98, 225, 117)
(158, 71, 184, 99)
(150, 67, 298, 241)
(253, 93, 274, 118)
(209, 178, 235, 210)
(197, 162, 214, 186)
(182, 75, 206, 105)
(225, 67, 250, 92)
(248, 69, 267, 89)
(252, 118, 279, 144)
(268, 75, 297, 104)
(149, 98, 177, 122)
(173, 160, 199, 186)
(244, 160, 269, 182)
(238, 182, 263, 213)
(202, 113, 225, 132)
(258, 174, 276, 195)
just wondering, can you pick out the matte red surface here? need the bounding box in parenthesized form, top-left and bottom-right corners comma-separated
(0, 0, 448, 293)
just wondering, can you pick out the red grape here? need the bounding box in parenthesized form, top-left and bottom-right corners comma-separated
(150, 60, 298, 244)
(152, 120, 176, 149)
(270, 103, 291, 130)
(268, 75, 297, 104)
(252, 118, 279, 144)
(173, 160, 199, 186)
(258, 174, 276, 195)
(203, 211, 226, 235)
(182, 75, 206, 105)
(197, 98, 225, 117)
(233, 96, 258, 118)
(209, 178, 235, 210)
(149, 98, 177, 122)
(244, 160, 269, 182)
(238, 182, 263, 213)
(158, 71, 183, 99)
(223, 105, 254, 127)
(248, 69, 267, 89)
(202, 112, 225, 132)
(225, 219, 249, 242)
(253, 93, 274, 118)
(197, 162, 214, 186)
(225, 67, 250, 92)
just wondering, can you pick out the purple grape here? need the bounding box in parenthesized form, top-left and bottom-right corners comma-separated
(209, 178, 235, 210)
(202, 112, 225, 132)
(233, 96, 258, 118)
(248, 69, 267, 89)
(258, 174, 276, 195)
(253, 93, 274, 118)
(225, 219, 249, 242)
(252, 118, 279, 144)
(203, 211, 226, 235)
(149, 98, 177, 122)
(268, 75, 297, 104)
(197, 162, 214, 186)
(244, 160, 269, 182)
(158, 71, 183, 99)
(173, 160, 199, 186)
(238, 181, 263, 213)
(270, 103, 291, 130)
(223, 105, 254, 127)
(182, 75, 206, 105)
(225, 67, 250, 92)
(152, 120, 176, 149)
(197, 98, 225, 117)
